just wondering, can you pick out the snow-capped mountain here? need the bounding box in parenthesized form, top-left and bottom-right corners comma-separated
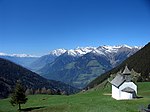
(94, 45, 141, 67)
(38, 45, 141, 89)
(88, 43, 150, 89)
(50, 45, 141, 57)
(0, 45, 142, 89)
(29, 49, 67, 71)
(0, 45, 141, 58)
(0, 52, 38, 57)
(0, 53, 7, 56)
(31, 47, 96, 70)
(0, 53, 38, 68)
(49, 49, 67, 56)
(0, 45, 141, 71)
(29, 45, 141, 72)
(11, 54, 38, 57)
(95, 45, 141, 55)
(64, 47, 96, 57)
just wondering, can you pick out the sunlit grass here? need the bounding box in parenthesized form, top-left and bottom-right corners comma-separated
(0, 82, 149, 112)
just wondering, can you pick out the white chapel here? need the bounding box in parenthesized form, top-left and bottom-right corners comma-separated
(110, 66, 137, 100)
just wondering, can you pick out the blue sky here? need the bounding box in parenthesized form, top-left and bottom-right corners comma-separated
(0, 0, 150, 56)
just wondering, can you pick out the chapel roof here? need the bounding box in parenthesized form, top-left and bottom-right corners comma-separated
(110, 66, 132, 88)
(121, 87, 135, 93)
(110, 74, 125, 88)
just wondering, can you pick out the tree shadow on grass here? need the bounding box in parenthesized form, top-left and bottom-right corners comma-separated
(21, 106, 45, 111)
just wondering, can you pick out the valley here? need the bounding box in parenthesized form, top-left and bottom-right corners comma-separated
(0, 58, 78, 98)
(0, 45, 141, 89)
(1, 0, 150, 112)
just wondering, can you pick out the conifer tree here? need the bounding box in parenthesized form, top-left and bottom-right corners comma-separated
(46, 89, 51, 95)
(10, 81, 28, 110)
(56, 89, 61, 95)
(25, 88, 34, 95)
(41, 87, 47, 94)
(35, 89, 41, 94)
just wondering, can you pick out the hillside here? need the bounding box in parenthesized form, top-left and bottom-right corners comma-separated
(0, 58, 79, 98)
(87, 42, 150, 89)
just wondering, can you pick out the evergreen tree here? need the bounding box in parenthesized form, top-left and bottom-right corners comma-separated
(41, 87, 47, 94)
(10, 81, 28, 110)
(35, 89, 41, 94)
(30, 88, 34, 95)
(25, 88, 30, 96)
(56, 89, 61, 95)
(25, 88, 34, 95)
(46, 89, 51, 95)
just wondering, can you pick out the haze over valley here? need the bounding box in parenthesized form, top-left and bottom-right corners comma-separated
(0, 45, 141, 88)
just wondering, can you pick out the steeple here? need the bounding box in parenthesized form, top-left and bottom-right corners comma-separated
(122, 66, 131, 82)
(122, 66, 131, 75)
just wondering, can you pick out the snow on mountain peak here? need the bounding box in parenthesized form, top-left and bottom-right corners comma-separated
(120, 44, 132, 49)
(11, 54, 37, 57)
(1, 45, 142, 58)
(97, 45, 141, 54)
(91, 49, 105, 55)
(98, 45, 119, 53)
(133, 46, 143, 49)
(49, 45, 141, 57)
(65, 47, 96, 56)
(65, 49, 77, 56)
(0, 53, 8, 56)
(49, 49, 67, 56)
(0, 52, 38, 57)
(75, 46, 96, 52)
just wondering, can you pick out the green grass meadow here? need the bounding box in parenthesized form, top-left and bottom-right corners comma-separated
(0, 82, 150, 112)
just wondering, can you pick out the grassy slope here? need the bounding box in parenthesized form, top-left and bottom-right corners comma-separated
(0, 82, 150, 112)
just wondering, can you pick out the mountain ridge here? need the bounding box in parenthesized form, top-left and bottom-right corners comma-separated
(0, 45, 142, 89)
(38, 45, 141, 88)
(87, 42, 150, 89)
(0, 45, 142, 58)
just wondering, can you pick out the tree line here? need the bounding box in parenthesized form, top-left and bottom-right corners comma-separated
(10, 80, 67, 111)
(25, 87, 65, 95)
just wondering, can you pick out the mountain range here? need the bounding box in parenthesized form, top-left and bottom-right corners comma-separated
(0, 45, 141, 88)
(0, 53, 38, 69)
(87, 42, 150, 89)
(38, 45, 141, 88)
(0, 58, 79, 98)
